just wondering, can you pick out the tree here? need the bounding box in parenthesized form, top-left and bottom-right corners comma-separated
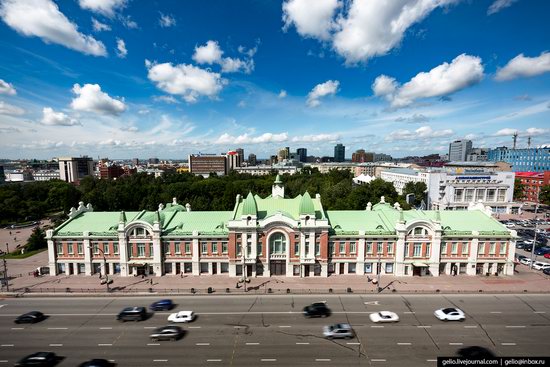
(402, 181, 427, 207)
(27, 227, 47, 252)
(513, 178, 525, 201)
(540, 185, 550, 205)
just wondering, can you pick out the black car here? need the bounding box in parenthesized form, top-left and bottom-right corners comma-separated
(457, 346, 496, 358)
(15, 352, 58, 367)
(150, 299, 174, 311)
(303, 302, 331, 318)
(543, 267, 550, 276)
(149, 325, 184, 341)
(78, 359, 114, 367)
(15, 311, 45, 324)
(116, 307, 147, 322)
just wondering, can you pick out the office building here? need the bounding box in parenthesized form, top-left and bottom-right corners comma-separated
(235, 148, 244, 166)
(277, 148, 289, 162)
(488, 146, 550, 172)
(226, 151, 242, 172)
(334, 144, 345, 162)
(188, 154, 227, 177)
(248, 154, 257, 166)
(351, 149, 374, 163)
(58, 156, 94, 183)
(297, 148, 307, 163)
(515, 171, 550, 204)
(448, 140, 472, 162)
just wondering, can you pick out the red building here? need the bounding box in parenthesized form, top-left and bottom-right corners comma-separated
(515, 171, 550, 203)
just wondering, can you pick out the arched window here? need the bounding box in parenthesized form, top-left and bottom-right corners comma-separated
(408, 227, 428, 236)
(270, 233, 286, 254)
(130, 227, 151, 238)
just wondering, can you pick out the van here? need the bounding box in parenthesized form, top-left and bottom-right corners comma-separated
(117, 307, 147, 322)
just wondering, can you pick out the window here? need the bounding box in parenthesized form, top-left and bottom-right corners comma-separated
(236, 243, 242, 256)
(113, 242, 119, 255)
(294, 242, 300, 256)
(246, 239, 252, 256)
(425, 243, 431, 257)
(486, 189, 496, 202)
(348, 263, 356, 273)
(497, 189, 506, 202)
(441, 242, 447, 255)
(329, 242, 335, 255)
(222, 242, 228, 254)
(103, 243, 109, 255)
(413, 227, 427, 236)
(475, 189, 485, 202)
(93, 243, 99, 255)
(185, 242, 191, 254)
(202, 243, 208, 254)
(387, 243, 393, 255)
(350, 242, 356, 254)
(270, 233, 286, 254)
(315, 243, 320, 256)
(461, 243, 468, 255)
(366, 242, 372, 254)
(364, 263, 373, 273)
(257, 242, 262, 256)
(137, 243, 145, 257)
(454, 188, 464, 202)
(174, 242, 180, 254)
(385, 263, 394, 273)
(77, 243, 83, 255)
(489, 242, 496, 255)
(413, 244, 422, 257)
(465, 189, 475, 202)
(149, 244, 153, 256)
(377, 242, 383, 254)
(478, 243, 485, 255)
(451, 242, 458, 254)
(500, 243, 507, 255)
(306, 241, 311, 256)
(67, 243, 73, 254)
(212, 243, 218, 254)
(339, 242, 346, 254)
(405, 243, 410, 257)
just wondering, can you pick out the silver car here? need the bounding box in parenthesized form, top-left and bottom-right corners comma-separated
(149, 325, 184, 341)
(323, 323, 354, 339)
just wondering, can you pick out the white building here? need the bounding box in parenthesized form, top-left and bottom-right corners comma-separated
(33, 170, 60, 181)
(449, 140, 473, 162)
(235, 165, 298, 176)
(58, 156, 94, 183)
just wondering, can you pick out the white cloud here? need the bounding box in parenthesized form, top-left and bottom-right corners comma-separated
(40, 107, 80, 126)
(306, 80, 339, 107)
(70, 83, 127, 115)
(494, 51, 550, 81)
(237, 100, 246, 108)
(526, 127, 549, 135)
(282, 0, 341, 40)
(373, 54, 484, 108)
(193, 40, 223, 64)
(278, 90, 287, 98)
(153, 95, 180, 104)
(493, 128, 518, 137)
(385, 125, 453, 141)
(0, 0, 107, 57)
(119, 15, 137, 29)
(394, 113, 430, 123)
(0, 100, 25, 115)
(215, 132, 288, 145)
(0, 79, 16, 95)
(291, 133, 339, 142)
(487, 0, 518, 15)
(146, 60, 225, 103)
(159, 12, 176, 27)
(116, 38, 127, 58)
(220, 57, 254, 74)
(138, 109, 150, 114)
(92, 17, 110, 32)
(78, 0, 126, 17)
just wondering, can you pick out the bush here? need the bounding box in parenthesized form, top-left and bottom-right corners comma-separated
(26, 227, 47, 252)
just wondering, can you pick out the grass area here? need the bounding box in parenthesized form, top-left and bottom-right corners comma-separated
(2, 248, 47, 259)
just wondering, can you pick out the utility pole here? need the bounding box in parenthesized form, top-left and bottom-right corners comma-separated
(2, 258, 8, 292)
(96, 248, 110, 292)
(377, 253, 382, 293)
(529, 222, 538, 270)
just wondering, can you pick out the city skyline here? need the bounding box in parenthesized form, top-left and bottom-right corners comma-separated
(0, 0, 549, 159)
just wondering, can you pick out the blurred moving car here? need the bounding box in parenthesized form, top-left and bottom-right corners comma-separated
(15, 352, 58, 367)
(520, 258, 532, 266)
(116, 307, 146, 322)
(14, 311, 45, 324)
(369, 311, 399, 323)
(303, 302, 331, 318)
(323, 323, 354, 339)
(167, 311, 195, 323)
(150, 299, 174, 311)
(543, 267, 550, 276)
(149, 325, 184, 341)
(457, 346, 496, 358)
(78, 359, 114, 367)
(434, 307, 465, 321)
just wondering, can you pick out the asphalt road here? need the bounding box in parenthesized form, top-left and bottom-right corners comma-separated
(0, 294, 549, 366)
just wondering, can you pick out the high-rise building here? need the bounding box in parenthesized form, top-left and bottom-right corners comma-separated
(148, 158, 160, 164)
(132, 158, 139, 166)
(226, 151, 242, 172)
(99, 165, 126, 180)
(488, 146, 550, 172)
(278, 148, 289, 162)
(296, 148, 307, 162)
(189, 154, 227, 177)
(58, 156, 94, 183)
(235, 148, 244, 166)
(334, 144, 345, 162)
(270, 155, 278, 165)
(248, 153, 257, 166)
(448, 140, 472, 162)
(351, 149, 374, 163)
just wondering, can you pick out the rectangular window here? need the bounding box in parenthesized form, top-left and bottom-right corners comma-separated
(315, 243, 320, 256)
(174, 242, 180, 254)
(465, 189, 475, 202)
(377, 242, 383, 254)
(500, 243, 507, 255)
(497, 189, 506, 202)
(478, 243, 485, 255)
(489, 242, 496, 255)
(475, 189, 485, 202)
(339, 242, 346, 254)
(461, 243, 468, 255)
(350, 242, 356, 254)
(236, 243, 242, 256)
(413, 244, 422, 257)
(441, 242, 447, 255)
(149, 244, 153, 256)
(405, 243, 410, 257)
(93, 243, 99, 255)
(348, 263, 356, 273)
(366, 242, 372, 254)
(454, 188, 464, 202)
(103, 243, 109, 255)
(78, 243, 83, 255)
(294, 242, 300, 256)
(222, 242, 228, 254)
(137, 243, 145, 257)
(385, 263, 394, 273)
(257, 242, 262, 256)
(387, 243, 394, 255)
(451, 242, 458, 254)
(202, 243, 208, 254)
(329, 242, 335, 255)
(68, 243, 73, 254)
(425, 243, 431, 257)
(246, 239, 252, 256)
(185, 242, 191, 254)
(212, 243, 218, 254)
(486, 189, 496, 202)
(364, 263, 373, 273)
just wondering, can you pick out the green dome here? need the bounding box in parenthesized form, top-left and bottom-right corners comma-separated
(299, 192, 315, 215)
(274, 174, 282, 184)
(242, 192, 257, 216)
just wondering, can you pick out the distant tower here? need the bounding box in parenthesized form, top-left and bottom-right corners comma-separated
(512, 132, 518, 149)
(527, 136, 531, 148)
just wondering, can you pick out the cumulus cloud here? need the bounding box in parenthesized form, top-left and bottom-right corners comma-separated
(487, 0, 518, 15)
(120, 15, 137, 29)
(493, 128, 518, 137)
(159, 12, 176, 27)
(192, 40, 254, 74)
(291, 133, 339, 142)
(394, 113, 430, 123)
(0, 0, 107, 56)
(78, 0, 127, 17)
(283, 0, 458, 64)
(92, 17, 110, 31)
(386, 125, 453, 141)
(145, 60, 226, 103)
(153, 95, 180, 104)
(278, 90, 288, 98)
(526, 127, 549, 135)
(220, 57, 254, 74)
(70, 83, 127, 115)
(495, 51, 550, 81)
(373, 54, 484, 108)
(306, 80, 339, 107)
(116, 38, 127, 58)
(0, 100, 25, 115)
(0, 79, 16, 95)
(215, 132, 288, 145)
(282, 0, 341, 40)
(40, 107, 80, 126)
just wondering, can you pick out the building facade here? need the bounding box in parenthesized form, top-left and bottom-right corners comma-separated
(297, 148, 307, 163)
(58, 156, 94, 183)
(448, 140, 473, 162)
(47, 177, 515, 278)
(515, 171, 550, 204)
(488, 146, 550, 172)
(334, 144, 345, 162)
(188, 154, 227, 177)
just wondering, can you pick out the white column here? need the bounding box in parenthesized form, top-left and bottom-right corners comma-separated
(83, 232, 92, 276)
(64, 263, 71, 275)
(357, 232, 365, 275)
(467, 233, 479, 275)
(506, 231, 516, 275)
(395, 227, 406, 276)
(430, 229, 442, 277)
(192, 233, 200, 275)
(47, 238, 57, 276)
(118, 232, 128, 276)
(264, 235, 271, 277)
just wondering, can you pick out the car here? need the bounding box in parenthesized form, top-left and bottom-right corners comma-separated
(15, 352, 58, 367)
(534, 247, 550, 256)
(149, 325, 184, 341)
(117, 307, 147, 322)
(457, 346, 496, 358)
(532, 262, 550, 271)
(369, 311, 399, 323)
(520, 258, 532, 265)
(167, 311, 195, 323)
(515, 243, 525, 249)
(78, 359, 114, 367)
(150, 299, 174, 311)
(543, 267, 550, 276)
(434, 307, 465, 321)
(523, 239, 535, 245)
(505, 223, 515, 228)
(303, 302, 331, 318)
(516, 254, 527, 261)
(323, 323, 354, 339)
(543, 253, 550, 259)
(15, 311, 45, 324)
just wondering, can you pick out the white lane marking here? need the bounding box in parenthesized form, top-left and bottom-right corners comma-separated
(427, 359, 437, 362)
(233, 326, 244, 329)
(404, 311, 415, 314)
(296, 342, 310, 345)
(0, 361, 7, 363)
(364, 301, 380, 305)
(371, 325, 384, 328)
(11, 328, 24, 330)
(196, 343, 210, 346)
(147, 343, 160, 346)
(143, 326, 156, 329)
(397, 342, 412, 345)
(534, 311, 546, 314)
(49, 344, 63, 347)
(505, 325, 526, 328)
(99, 327, 112, 330)
(207, 360, 222, 362)
(464, 325, 478, 328)
(347, 342, 361, 345)
(246, 343, 260, 345)
(48, 327, 68, 330)
(261, 359, 277, 362)
(188, 326, 201, 329)
(98, 344, 112, 346)
(417, 325, 431, 328)
(153, 360, 168, 362)
(316, 359, 331, 362)
(278, 325, 291, 328)
(0, 304, 6, 308)
(371, 359, 387, 362)
(490, 311, 502, 314)
(502, 343, 517, 346)
(1, 344, 14, 347)
(449, 343, 463, 346)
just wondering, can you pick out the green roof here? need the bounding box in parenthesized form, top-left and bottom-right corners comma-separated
(242, 192, 258, 216)
(55, 211, 140, 236)
(299, 192, 315, 215)
(163, 211, 233, 235)
(233, 193, 326, 221)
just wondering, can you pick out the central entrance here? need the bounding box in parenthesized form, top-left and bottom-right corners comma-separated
(270, 260, 285, 275)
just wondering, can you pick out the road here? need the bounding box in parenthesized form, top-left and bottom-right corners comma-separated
(0, 294, 549, 366)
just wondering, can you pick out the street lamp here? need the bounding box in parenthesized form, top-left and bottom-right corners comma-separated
(376, 253, 382, 293)
(96, 247, 110, 292)
(529, 222, 538, 270)
(241, 243, 247, 292)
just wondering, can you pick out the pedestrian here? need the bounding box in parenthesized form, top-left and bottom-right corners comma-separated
(150, 278, 153, 285)
(180, 271, 183, 278)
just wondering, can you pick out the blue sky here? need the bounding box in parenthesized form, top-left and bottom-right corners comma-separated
(0, 0, 549, 160)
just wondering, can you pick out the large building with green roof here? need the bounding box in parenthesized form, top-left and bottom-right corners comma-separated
(46, 177, 516, 278)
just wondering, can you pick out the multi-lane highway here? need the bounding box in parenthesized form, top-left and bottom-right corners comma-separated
(0, 294, 549, 366)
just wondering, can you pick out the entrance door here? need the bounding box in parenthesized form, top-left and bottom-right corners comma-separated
(270, 261, 285, 276)
(339, 263, 345, 274)
(68, 263, 73, 275)
(136, 266, 145, 276)
(439, 263, 446, 275)
(413, 266, 422, 276)
(303, 265, 310, 277)
(246, 265, 253, 277)
(175, 263, 181, 275)
(212, 263, 217, 275)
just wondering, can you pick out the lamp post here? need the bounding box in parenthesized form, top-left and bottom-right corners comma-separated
(529, 222, 538, 270)
(96, 247, 110, 292)
(242, 243, 247, 292)
(376, 253, 382, 293)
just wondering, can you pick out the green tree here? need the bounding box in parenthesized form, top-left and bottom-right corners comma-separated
(402, 181, 427, 207)
(540, 185, 550, 205)
(513, 178, 525, 201)
(26, 227, 47, 252)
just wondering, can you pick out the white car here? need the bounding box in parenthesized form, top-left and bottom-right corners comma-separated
(369, 311, 399, 323)
(532, 262, 550, 270)
(167, 311, 195, 323)
(520, 258, 532, 265)
(434, 307, 465, 321)
(505, 223, 515, 228)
